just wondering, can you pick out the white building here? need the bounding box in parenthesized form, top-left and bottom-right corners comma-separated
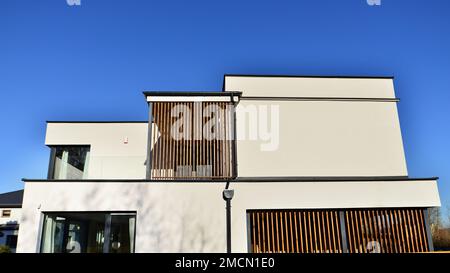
(0, 190, 23, 252)
(17, 75, 440, 253)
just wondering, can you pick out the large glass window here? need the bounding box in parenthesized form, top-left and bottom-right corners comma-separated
(40, 212, 136, 253)
(51, 146, 90, 179)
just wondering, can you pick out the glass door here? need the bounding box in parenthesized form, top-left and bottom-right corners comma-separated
(41, 212, 136, 253)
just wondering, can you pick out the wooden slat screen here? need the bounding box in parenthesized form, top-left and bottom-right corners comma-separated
(345, 208, 429, 253)
(248, 208, 429, 253)
(248, 209, 343, 253)
(150, 102, 234, 180)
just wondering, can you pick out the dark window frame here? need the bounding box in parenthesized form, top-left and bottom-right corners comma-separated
(39, 211, 137, 253)
(47, 145, 91, 179)
(5, 234, 18, 249)
(1, 210, 11, 217)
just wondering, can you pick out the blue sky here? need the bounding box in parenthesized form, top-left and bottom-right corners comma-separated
(0, 0, 449, 209)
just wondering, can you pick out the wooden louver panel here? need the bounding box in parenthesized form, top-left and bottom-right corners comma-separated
(150, 102, 234, 180)
(249, 209, 343, 253)
(344, 208, 429, 253)
(248, 208, 429, 253)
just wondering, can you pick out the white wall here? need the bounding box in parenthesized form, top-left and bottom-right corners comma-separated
(17, 179, 440, 253)
(225, 76, 408, 177)
(236, 100, 407, 177)
(0, 207, 20, 251)
(0, 208, 21, 225)
(224, 75, 396, 98)
(45, 123, 148, 179)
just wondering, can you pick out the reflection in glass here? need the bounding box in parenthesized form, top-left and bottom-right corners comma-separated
(53, 146, 90, 179)
(110, 214, 136, 253)
(40, 212, 136, 253)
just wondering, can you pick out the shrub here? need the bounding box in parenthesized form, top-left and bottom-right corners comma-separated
(0, 245, 11, 253)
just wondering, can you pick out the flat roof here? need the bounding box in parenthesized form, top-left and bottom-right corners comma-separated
(223, 74, 394, 79)
(22, 176, 438, 183)
(46, 121, 147, 123)
(143, 91, 242, 96)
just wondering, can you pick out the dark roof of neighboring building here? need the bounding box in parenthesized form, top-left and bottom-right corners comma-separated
(0, 190, 23, 208)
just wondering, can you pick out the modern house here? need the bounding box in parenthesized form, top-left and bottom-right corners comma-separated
(0, 190, 23, 252)
(17, 75, 440, 253)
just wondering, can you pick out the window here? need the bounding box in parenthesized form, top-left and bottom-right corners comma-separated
(40, 212, 136, 253)
(49, 146, 90, 179)
(1, 210, 11, 217)
(6, 235, 18, 249)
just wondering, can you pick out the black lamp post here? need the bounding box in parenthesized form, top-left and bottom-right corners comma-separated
(222, 188, 234, 253)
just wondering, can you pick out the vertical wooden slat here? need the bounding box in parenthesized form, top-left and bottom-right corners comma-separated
(153, 103, 158, 177)
(346, 211, 353, 253)
(281, 211, 286, 253)
(167, 103, 172, 179)
(307, 211, 313, 253)
(335, 211, 342, 253)
(163, 102, 167, 179)
(411, 209, 423, 252)
(158, 103, 163, 177)
(294, 211, 299, 253)
(357, 210, 364, 253)
(395, 210, 404, 253)
(326, 211, 332, 253)
(225, 103, 230, 177)
(284, 211, 289, 253)
(275, 211, 280, 253)
(376, 210, 389, 253)
(418, 210, 428, 252)
(256, 212, 261, 253)
(414, 209, 424, 252)
(220, 102, 224, 178)
(384, 210, 391, 252)
(414, 210, 424, 252)
(270, 211, 275, 253)
(388, 210, 399, 253)
(312, 211, 318, 253)
(367, 210, 374, 252)
(261, 212, 266, 253)
(338, 211, 344, 253)
(265, 212, 271, 253)
(289, 211, 295, 253)
(212, 102, 216, 177)
(320, 211, 327, 252)
(371, 210, 381, 252)
(252, 212, 256, 253)
(188, 102, 192, 178)
(407, 210, 417, 252)
(383, 210, 393, 253)
(315, 211, 321, 253)
(384, 210, 392, 253)
(399, 209, 407, 252)
(401, 210, 410, 252)
(302, 211, 311, 253)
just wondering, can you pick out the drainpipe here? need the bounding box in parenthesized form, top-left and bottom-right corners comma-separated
(223, 94, 237, 253)
(223, 187, 234, 253)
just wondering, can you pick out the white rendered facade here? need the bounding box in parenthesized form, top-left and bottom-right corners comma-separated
(17, 75, 440, 253)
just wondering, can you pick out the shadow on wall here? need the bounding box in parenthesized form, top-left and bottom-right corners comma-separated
(80, 183, 225, 252)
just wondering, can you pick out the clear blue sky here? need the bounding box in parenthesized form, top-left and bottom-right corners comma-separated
(0, 0, 449, 209)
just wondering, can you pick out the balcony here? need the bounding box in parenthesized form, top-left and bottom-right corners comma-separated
(146, 92, 241, 180)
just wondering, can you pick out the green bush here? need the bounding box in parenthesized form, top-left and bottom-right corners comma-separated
(0, 245, 11, 253)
